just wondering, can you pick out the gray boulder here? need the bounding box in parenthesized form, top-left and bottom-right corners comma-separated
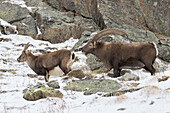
(0, 2, 37, 38)
(64, 79, 122, 95)
(119, 73, 140, 81)
(47, 80, 60, 89)
(158, 37, 170, 62)
(0, 2, 29, 22)
(86, 54, 108, 73)
(23, 83, 63, 101)
(13, 16, 37, 38)
(67, 69, 86, 79)
(153, 58, 170, 72)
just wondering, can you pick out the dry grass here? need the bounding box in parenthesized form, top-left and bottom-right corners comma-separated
(158, 76, 170, 82)
(114, 95, 128, 103)
(141, 86, 161, 97)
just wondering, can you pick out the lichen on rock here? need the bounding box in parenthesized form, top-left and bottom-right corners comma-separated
(23, 82, 63, 101)
(64, 79, 122, 95)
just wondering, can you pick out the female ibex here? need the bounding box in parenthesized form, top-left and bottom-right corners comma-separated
(82, 28, 158, 77)
(17, 43, 75, 82)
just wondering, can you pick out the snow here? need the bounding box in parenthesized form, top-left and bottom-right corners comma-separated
(0, 19, 18, 35)
(0, 1, 170, 112)
(4, 0, 27, 8)
(0, 33, 170, 113)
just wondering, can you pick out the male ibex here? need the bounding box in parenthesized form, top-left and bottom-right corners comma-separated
(82, 28, 158, 77)
(17, 43, 75, 82)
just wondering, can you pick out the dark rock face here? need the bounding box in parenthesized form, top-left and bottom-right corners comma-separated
(137, 0, 169, 36)
(99, 0, 169, 37)
(34, 3, 98, 43)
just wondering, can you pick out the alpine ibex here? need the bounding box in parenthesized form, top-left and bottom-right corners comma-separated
(17, 43, 75, 82)
(82, 28, 158, 77)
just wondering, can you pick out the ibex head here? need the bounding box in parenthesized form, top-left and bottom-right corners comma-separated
(82, 40, 97, 55)
(82, 28, 128, 55)
(17, 42, 31, 62)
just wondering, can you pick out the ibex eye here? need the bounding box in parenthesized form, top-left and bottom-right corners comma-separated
(89, 43, 93, 47)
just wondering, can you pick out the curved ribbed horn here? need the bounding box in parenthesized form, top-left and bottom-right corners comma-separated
(92, 28, 128, 42)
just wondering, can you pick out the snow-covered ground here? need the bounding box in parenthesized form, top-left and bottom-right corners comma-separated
(0, 33, 170, 113)
(0, 0, 170, 112)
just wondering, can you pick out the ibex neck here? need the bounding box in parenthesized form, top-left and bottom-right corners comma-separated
(93, 42, 106, 60)
(26, 52, 37, 68)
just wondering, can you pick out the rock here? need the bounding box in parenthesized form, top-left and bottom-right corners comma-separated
(86, 54, 108, 73)
(13, 16, 37, 38)
(158, 76, 170, 82)
(72, 34, 91, 51)
(0, 2, 29, 23)
(0, 19, 17, 35)
(45, 0, 63, 11)
(47, 80, 60, 89)
(25, 0, 45, 7)
(0, 69, 16, 72)
(24, 0, 53, 16)
(135, 0, 169, 36)
(117, 108, 126, 111)
(153, 58, 169, 72)
(158, 44, 170, 63)
(27, 74, 37, 78)
(149, 101, 154, 105)
(121, 26, 159, 43)
(67, 70, 86, 79)
(23, 83, 63, 101)
(47, 0, 106, 29)
(99, 0, 169, 36)
(64, 79, 122, 95)
(103, 88, 142, 97)
(119, 73, 140, 81)
(0, 38, 11, 42)
(52, 0, 92, 18)
(0, 2, 38, 38)
(35, 8, 90, 43)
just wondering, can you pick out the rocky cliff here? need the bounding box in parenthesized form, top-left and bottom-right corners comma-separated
(0, 0, 169, 63)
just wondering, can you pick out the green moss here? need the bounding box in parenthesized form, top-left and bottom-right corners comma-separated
(0, 10, 9, 17)
(93, 67, 108, 73)
(25, 86, 60, 96)
(128, 37, 137, 41)
(39, 87, 56, 94)
(64, 79, 122, 95)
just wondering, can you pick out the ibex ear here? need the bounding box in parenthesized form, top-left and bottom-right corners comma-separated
(93, 41, 97, 48)
(27, 50, 32, 53)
